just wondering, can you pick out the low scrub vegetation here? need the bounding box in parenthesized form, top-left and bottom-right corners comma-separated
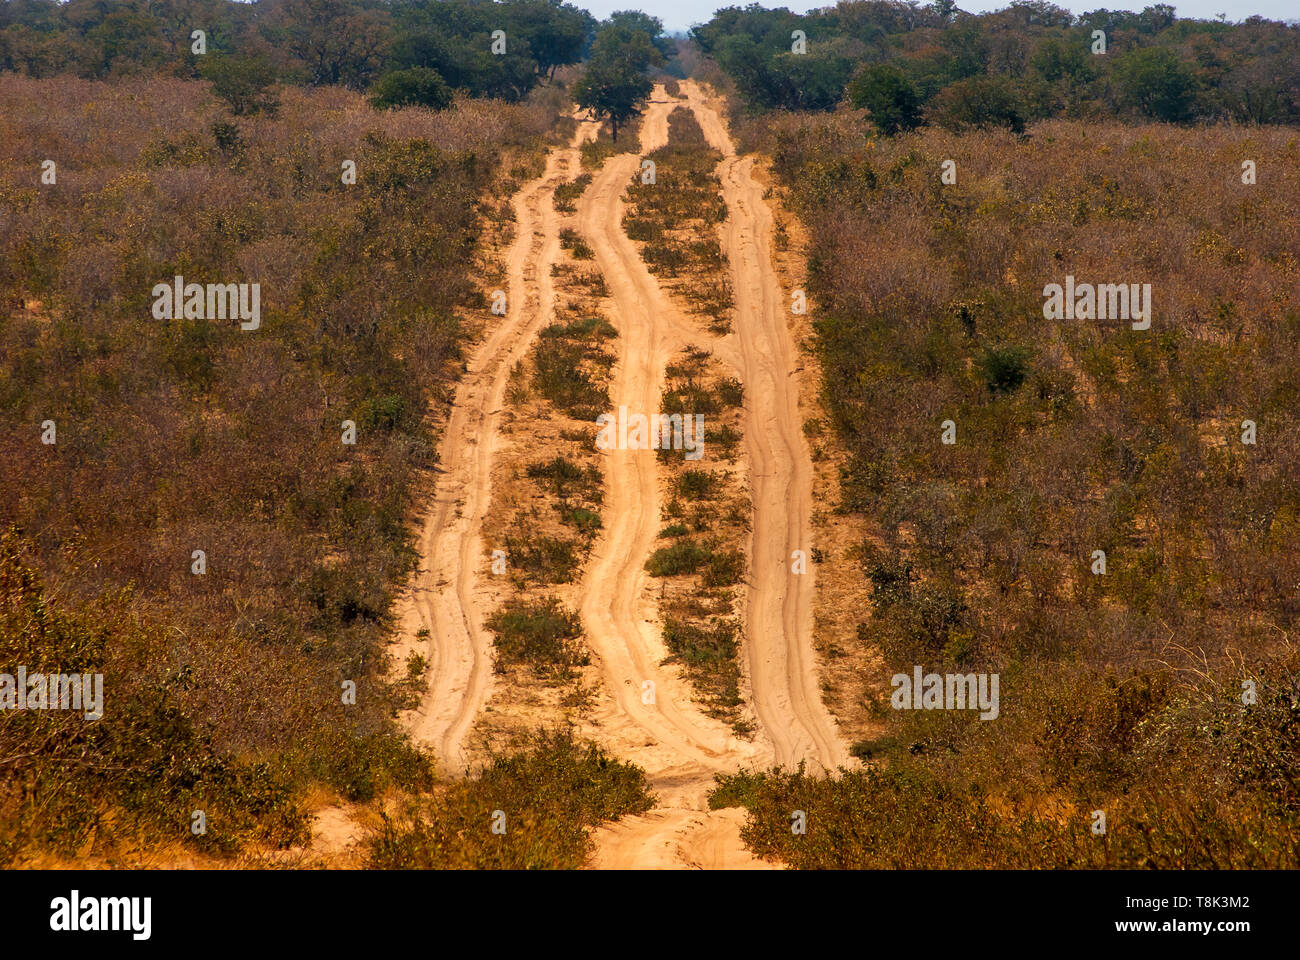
(0, 73, 556, 862)
(623, 106, 733, 332)
(646, 350, 751, 727)
(478, 221, 618, 739)
(712, 650, 1300, 868)
(368, 730, 654, 869)
(726, 91, 1300, 868)
(532, 316, 617, 422)
(485, 597, 589, 679)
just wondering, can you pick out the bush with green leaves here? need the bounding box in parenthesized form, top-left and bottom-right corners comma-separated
(201, 54, 280, 116)
(485, 597, 588, 675)
(976, 344, 1032, 394)
(367, 731, 653, 869)
(369, 66, 454, 111)
(927, 75, 1027, 133)
(848, 64, 922, 136)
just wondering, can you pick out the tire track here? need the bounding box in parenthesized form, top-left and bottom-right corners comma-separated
(679, 80, 849, 774)
(394, 118, 600, 773)
(582, 84, 847, 868)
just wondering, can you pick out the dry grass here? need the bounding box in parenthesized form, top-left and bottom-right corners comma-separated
(719, 110, 1300, 867)
(0, 74, 562, 864)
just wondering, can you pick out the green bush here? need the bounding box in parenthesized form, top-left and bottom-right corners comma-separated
(1114, 47, 1198, 123)
(0, 534, 310, 862)
(976, 344, 1032, 394)
(502, 534, 582, 585)
(702, 549, 745, 587)
(927, 75, 1027, 133)
(201, 54, 280, 116)
(533, 340, 607, 421)
(357, 394, 409, 433)
(676, 469, 722, 501)
(485, 597, 587, 674)
(367, 731, 653, 869)
(645, 539, 709, 577)
(663, 618, 741, 713)
(848, 63, 922, 136)
(369, 67, 454, 111)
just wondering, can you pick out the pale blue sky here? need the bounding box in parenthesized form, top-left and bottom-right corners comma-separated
(588, 1, 1299, 34)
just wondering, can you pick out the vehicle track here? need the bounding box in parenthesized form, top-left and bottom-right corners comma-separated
(680, 80, 849, 775)
(574, 92, 759, 783)
(582, 85, 847, 868)
(394, 117, 600, 773)
(397, 84, 847, 864)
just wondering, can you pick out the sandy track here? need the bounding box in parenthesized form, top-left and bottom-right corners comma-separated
(395, 83, 844, 864)
(680, 80, 849, 774)
(575, 93, 759, 780)
(576, 92, 770, 867)
(582, 86, 847, 868)
(394, 118, 599, 772)
(590, 806, 775, 870)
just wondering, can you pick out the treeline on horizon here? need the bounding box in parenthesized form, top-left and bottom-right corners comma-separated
(692, 1, 1300, 130)
(0, 0, 629, 103)
(5, 1, 1299, 129)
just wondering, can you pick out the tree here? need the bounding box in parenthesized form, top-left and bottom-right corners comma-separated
(201, 54, 281, 116)
(1030, 37, 1096, 87)
(1218, 54, 1300, 125)
(848, 63, 922, 135)
(270, 0, 390, 89)
(1114, 47, 1199, 122)
(505, 0, 592, 78)
(605, 9, 673, 59)
(927, 74, 1027, 133)
(386, 0, 545, 101)
(929, 0, 958, 23)
(573, 24, 661, 141)
(369, 65, 453, 110)
(766, 38, 858, 111)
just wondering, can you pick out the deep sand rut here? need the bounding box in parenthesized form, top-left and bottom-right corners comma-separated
(394, 118, 599, 772)
(584, 86, 847, 869)
(395, 85, 846, 866)
(680, 80, 849, 775)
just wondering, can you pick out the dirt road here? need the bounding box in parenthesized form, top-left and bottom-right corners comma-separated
(572, 95, 766, 866)
(575, 93, 755, 777)
(393, 117, 599, 773)
(397, 84, 846, 865)
(681, 80, 849, 775)
(581, 85, 847, 868)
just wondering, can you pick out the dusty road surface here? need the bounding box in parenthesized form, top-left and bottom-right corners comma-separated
(392, 117, 600, 773)
(681, 80, 850, 775)
(396, 84, 847, 866)
(581, 84, 849, 868)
